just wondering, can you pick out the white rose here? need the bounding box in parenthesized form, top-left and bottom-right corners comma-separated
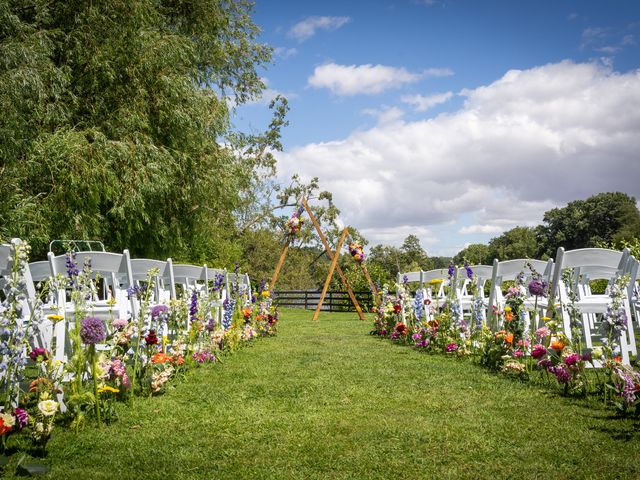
(38, 399, 59, 417)
(0, 412, 15, 428)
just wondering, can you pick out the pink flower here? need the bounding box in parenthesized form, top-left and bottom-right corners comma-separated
(564, 353, 581, 367)
(531, 344, 547, 359)
(535, 327, 550, 339)
(445, 343, 458, 353)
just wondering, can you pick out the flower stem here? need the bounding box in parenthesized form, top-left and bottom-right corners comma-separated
(90, 345, 101, 427)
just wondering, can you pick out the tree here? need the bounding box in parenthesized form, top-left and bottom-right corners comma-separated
(454, 244, 491, 265)
(487, 226, 538, 261)
(0, 0, 280, 264)
(536, 192, 640, 257)
(400, 234, 430, 270)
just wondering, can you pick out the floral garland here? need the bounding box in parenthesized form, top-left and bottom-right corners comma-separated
(348, 241, 365, 263)
(285, 206, 305, 237)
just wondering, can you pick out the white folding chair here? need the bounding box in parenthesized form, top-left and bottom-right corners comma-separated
(454, 265, 493, 327)
(487, 258, 554, 331)
(549, 247, 634, 365)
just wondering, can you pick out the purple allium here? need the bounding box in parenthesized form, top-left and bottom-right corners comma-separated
(14, 407, 29, 429)
(29, 347, 49, 362)
(528, 278, 548, 297)
(151, 305, 169, 319)
(564, 353, 581, 367)
(531, 344, 547, 359)
(112, 318, 128, 330)
(80, 317, 106, 345)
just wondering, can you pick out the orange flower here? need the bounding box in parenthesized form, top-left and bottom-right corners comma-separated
(614, 356, 622, 363)
(242, 307, 252, 319)
(152, 353, 171, 364)
(504, 312, 514, 322)
(171, 355, 185, 366)
(550, 340, 565, 351)
(504, 333, 514, 344)
(394, 322, 408, 335)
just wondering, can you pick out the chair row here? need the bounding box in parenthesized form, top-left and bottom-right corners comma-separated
(398, 247, 639, 365)
(0, 242, 252, 361)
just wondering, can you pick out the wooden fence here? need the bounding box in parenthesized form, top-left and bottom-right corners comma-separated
(272, 290, 373, 312)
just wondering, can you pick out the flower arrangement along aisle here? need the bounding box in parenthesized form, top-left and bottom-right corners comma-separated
(370, 258, 640, 417)
(0, 239, 281, 474)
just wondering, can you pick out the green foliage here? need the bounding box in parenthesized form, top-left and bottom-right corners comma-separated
(0, 0, 279, 263)
(454, 243, 491, 265)
(487, 226, 538, 261)
(537, 192, 640, 258)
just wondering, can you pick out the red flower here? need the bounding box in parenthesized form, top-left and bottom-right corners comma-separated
(145, 330, 159, 345)
(393, 304, 402, 314)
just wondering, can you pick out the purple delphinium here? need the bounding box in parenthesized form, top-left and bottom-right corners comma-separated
(65, 252, 79, 288)
(402, 274, 409, 286)
(464, 261, 473, 280)
(528, 278, 548, 297)
(189, 290, 198, 323)
(212, 272, 225, 292)
(448, 261, 455, 279)
(80, 317, 106, 344)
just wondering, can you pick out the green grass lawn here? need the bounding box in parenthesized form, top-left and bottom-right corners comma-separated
(7, 309, 640, 479)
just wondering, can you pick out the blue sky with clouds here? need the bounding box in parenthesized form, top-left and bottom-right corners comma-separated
(234, 0, 640, 256)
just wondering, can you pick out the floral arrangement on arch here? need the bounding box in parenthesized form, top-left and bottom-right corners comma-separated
(285, 206, 305, 237)
(348, 241, 365, 263)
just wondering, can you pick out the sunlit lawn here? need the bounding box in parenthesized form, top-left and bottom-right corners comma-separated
(5, 309, 640, 479)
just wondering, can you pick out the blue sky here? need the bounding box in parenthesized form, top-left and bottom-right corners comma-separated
(234, 0, 640, 257)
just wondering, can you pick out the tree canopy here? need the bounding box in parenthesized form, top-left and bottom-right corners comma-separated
(0, 0, 280, 263)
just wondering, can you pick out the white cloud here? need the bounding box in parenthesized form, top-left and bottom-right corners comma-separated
(401, 91, 453, 111)
(459, 225, 504, 234)
(362, 106, 405, 125)
(288, 16, 350, 42)
(274, 47, 298, 59)
(278, 61, 640, 255)
(423, 67, 454, 77)
(308, 63, 425, 95)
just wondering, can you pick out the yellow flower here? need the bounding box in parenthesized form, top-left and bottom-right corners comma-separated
(47, 314, 64, 323)
(429, 279, 443, 285)
(97, 386, 120, 394)
(504, 306, 512, 312)
(106, 297, 118, 306)
(261, 290, 270, 298)
(542, 316, 551, 322)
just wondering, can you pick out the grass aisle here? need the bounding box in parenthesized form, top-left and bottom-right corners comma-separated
(23, 310, 640, 479)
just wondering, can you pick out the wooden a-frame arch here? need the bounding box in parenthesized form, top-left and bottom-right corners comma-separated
(269, 197, 365, 321)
